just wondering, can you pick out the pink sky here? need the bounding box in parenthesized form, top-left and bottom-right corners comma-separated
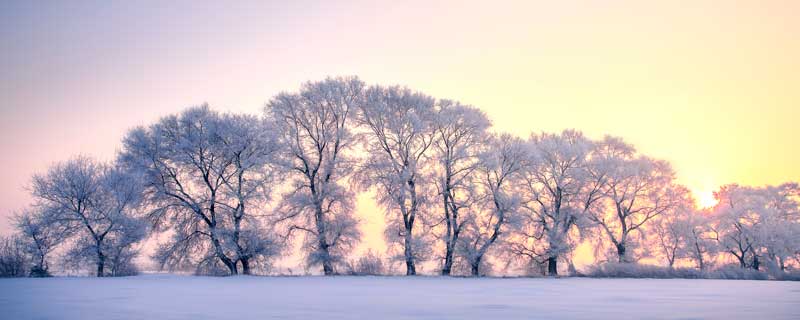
(1, 0, 798, 254)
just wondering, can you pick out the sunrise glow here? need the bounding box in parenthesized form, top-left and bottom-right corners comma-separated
(695, 189, 719, 209)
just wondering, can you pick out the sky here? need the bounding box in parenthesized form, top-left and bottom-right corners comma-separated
(1, 1, 798, 268)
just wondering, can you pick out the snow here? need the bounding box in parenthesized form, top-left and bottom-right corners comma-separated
(1, 275, 798, 319)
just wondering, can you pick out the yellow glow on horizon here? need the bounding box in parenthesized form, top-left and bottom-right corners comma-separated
(694, 189, 719, 209)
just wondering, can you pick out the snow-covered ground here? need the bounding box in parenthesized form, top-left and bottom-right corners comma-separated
(1, 275, 798, 320)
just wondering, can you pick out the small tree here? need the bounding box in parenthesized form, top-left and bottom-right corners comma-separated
(0, 236, 28, 278)
(32, 157, 146, 277)
(683, 211, 716, 270)
(14, 208, 67, 277)
(651, 193, 696, 268)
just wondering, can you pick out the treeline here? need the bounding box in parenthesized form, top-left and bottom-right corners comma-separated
(2, 76, 798, 278)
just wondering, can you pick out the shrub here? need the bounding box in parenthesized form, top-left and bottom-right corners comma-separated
(0, 236, 29, 278)
(587, 263, 702, 279)
(772, 271, 800, 281)
(711, 265, 769, 280)
(586, 262, 771, 280)
(345, 250, 387, 276)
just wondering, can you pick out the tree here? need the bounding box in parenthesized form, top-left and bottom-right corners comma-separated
(458, 134, 526, 276)
(711, 183, 800, 271)
(14, 208, 67, 277)
(431, 100, 490, 275)
(31, 157, 146, 277)
(758, 183, 800, 273)
(651, 193, 697, 268)
(651, 201, 717, 270)
(354, 85, 436, 275)
(680, 210, 715, 270)
(214, 113, 284, 274)
(267, 76, 364, 275)
(0, 236, 27, 277)
(121, 106, 282, 275)
(513, 130, 605, 275)
(589, 137, 683, 263)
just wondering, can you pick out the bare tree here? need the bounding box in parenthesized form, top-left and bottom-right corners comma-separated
(266, 77, 364, 275)
(0, 236, 27, 277)
(215, 113, 284, 274)
(121, 106, 282, 275)
(431, 100, 490, 275)
(711, 183, 800, 271)
(14, 208, 67, 277)
(513, 130, 605, 275)
(458, 134, 526, 276)
(650, 193, 696, 268)
(31, 157, 146, 276)
(589, 137, 683, 263)
(354, 85, 436, 275)
(681, 210, 715, 270)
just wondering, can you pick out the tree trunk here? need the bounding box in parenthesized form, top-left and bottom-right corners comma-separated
(694, 242, 705, 270)
(471, 254, 483, 276)
(752, 255, 760, 271)
(547, 256, 558, 276)
(314, 198, 335, 276)
(322, 260, 334, 275)
(241, 257, 251, 275)
(211, 237, 238, 275)
(404, 179, 418, 276)
(404, 230, 416, 275)
(94, 237, 106, 277)
(319, 237, 334, 275)
(616, 243, 627, 263)
(734, 252, 747, 268)
(441, 186, 461, 277)
(442, 254, 453, 276)
(223, 257, 238, 275)
(96, 251, 105, 277)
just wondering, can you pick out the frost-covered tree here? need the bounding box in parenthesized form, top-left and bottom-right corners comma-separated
(589, 137, 683, 263)
(680, 210, 716, 270)
(512, 130, 605, 275)
(31, 157, 146, 277)
(214, 113, 284, 274)
(431, 100, 490, 275)
(651, 193, 697, 268)
(354, 85, 437, 275)
(458, 134, 526, 276)
(14, 208, 67, 277)
(711, 185, 761, 269)
(0, 236, 27, 277)
(758, 183, 800, 272)
(267, 77, 363, 275)
(121, 106, 282, 275)
(711, 183, 800, 271)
